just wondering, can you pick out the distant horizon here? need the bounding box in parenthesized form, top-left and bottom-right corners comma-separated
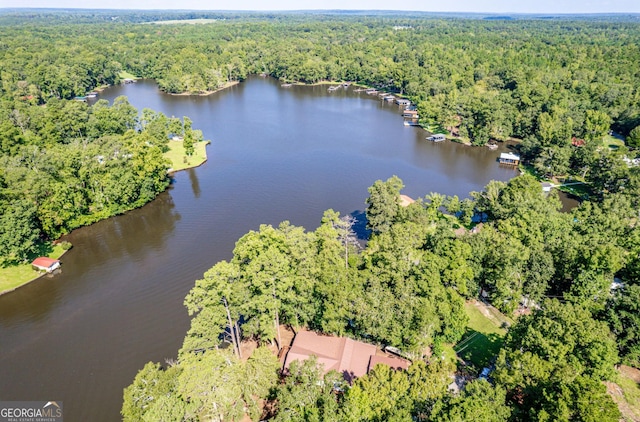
(2, 7, 640, 15)
(1, 0, 639, 14)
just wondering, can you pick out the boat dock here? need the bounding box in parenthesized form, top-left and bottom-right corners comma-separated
(427, 134, 446, 142)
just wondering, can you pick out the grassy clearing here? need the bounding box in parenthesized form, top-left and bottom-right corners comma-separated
(423, 122, 447, 135)
(558, 182, 591, 198)
(607, 366, 640, 422)
(118, 70, 138, 80)
(0, 244, 67, 295)
(164, 140, 208, 172)
(603, 134, 626, 151)
(440, 343, 459, 366)
(454, 301, 510, 369)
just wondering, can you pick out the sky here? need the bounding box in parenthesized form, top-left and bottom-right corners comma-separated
(2, 0, 639, 14)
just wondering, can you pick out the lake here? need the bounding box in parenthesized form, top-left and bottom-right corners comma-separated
(0, 77, 519, 421)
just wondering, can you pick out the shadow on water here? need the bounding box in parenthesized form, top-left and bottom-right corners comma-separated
(188, 168, 201, 199)
(349, 210, 371, 241)
(0, 76, 521, 422)
(0, 272, 64, 324)
(0, 192, 181, 324)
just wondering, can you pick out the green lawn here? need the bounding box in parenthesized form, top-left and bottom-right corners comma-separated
(0, 244, 67, 294)
(118, 70, 138, 80)
(610, 366, 640, 422)
(164, 140, 208, 172)
(454, 301, 511, 369)
(424, 122, 447, 135)
(603, 134, 626, 151)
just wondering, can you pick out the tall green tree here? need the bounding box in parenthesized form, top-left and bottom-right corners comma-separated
(494, 299, 619, 420)
(121, 362, 184, 422)
(183, 260, 245, 358)
(603, 284, 640, 367)
(0, 199, 41, 262)
(430, 379, 511, 422)
(273, 357, 344, 422)
(365, 175, 404, 235)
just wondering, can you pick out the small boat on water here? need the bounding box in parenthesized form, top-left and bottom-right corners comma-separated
(404, 120, 420, 126)
(281, 83, 292, 88)
(427, 134, 446, 142)
(487, 143, 498, 150)
(328, 85, 339, 91)
(86, 92, 98, 98)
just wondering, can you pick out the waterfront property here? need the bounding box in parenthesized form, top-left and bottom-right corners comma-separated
(427, 134, 446, 142)
(31, 257, 61, 273)
(396, 98, 411, 106)
(0, 77, 519, 421)
(403, 109, 418, 118)
(283, 330, 410, 382)
(499, 152, 520, 165)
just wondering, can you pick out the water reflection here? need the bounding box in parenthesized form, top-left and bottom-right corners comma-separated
(0, 76, 521, 422)
(187, 168, 201, 198)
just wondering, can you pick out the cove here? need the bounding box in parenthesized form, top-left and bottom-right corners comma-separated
(0, 76, 518, 421)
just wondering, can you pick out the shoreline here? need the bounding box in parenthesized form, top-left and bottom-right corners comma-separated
(0, 247, 70, 297)
(165, 140, 209, 173)
(168, 80, 239, 96)
(0, 141, 209, 297)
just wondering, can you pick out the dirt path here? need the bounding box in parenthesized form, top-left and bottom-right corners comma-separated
(606, 366, 640, 422)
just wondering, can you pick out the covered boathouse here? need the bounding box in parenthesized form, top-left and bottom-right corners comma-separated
(31, 257, 61, 273)
(499, 152, 520, 165)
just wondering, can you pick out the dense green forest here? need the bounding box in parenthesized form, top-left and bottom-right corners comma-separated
(124, 175, 637, 421)
(2, 12, 640, 249)
(0, 95, 204, 262)
(0, 9, 639, 421)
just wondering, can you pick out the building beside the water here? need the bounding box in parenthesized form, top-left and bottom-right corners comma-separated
(283, 330, 410, 383)
(499, 152, 520, 165)
(427, 134, 446, 142)
(31, 257, 61, 273)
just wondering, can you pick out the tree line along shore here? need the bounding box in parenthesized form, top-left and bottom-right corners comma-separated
(0, 10, 639, 421)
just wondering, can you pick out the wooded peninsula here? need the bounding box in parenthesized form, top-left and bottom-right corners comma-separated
(0, 9, 639, 422)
